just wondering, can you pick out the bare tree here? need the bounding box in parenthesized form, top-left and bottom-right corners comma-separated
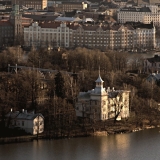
(110, 91, 124, 123)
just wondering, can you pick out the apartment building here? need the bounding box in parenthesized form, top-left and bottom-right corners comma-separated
(11, 0, 47, 10)
(52, 2, 87, 12)
(24, 21, 72, 48)
(117, 6, 160, 26)
(143, 13, 160, 26)
(23, 21, 156, 50)
(117, 7, 151, 23)
(0, 20, 14, 46)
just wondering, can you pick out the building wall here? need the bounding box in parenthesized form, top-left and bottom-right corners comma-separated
(23, 22, 156, 50)
(0, 22, 14, 46)
(143, 14, 160, 26)
(117, 10, 149, 23)
(75, 90, 130, 121)
(117, 6, 160, 26)
(33, 116, 44, 135)
(144, 56, 160, 73)
(24, 22, 71, 48)
(11, 0, 47, 10)
(53, 2, 87, 12)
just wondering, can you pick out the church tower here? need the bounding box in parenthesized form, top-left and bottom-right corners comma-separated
(10, 4, 23, 44)
(94, 74, 105, 94)
(90, 72, 108, 120)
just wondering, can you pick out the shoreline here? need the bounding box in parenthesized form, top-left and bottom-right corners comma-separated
(0, 125, 159, 144)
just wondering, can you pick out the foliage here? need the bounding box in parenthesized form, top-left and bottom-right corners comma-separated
(0, 46, 160, 137)
(54, 71, 65, 99)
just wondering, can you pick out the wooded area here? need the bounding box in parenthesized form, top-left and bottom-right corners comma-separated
(0, 46, 160, 138)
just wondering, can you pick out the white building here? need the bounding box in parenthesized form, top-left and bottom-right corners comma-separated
(24, 21, 72, 48)
(117, 5, 160, 26)
(75, 73, 130, 121)
(5, 110, 44, 135)
(23, 21, 156, 50)
(117, 7, 151, 23)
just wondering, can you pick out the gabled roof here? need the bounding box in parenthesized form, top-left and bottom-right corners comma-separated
(147, 73, 160, 81)
(39, 21, 61, 28)
(119, 6, 151, 12)
(147, 55, 160, 63)
(16, 113, 43, 120)
(55, 16, 82, 22)
(6, 111, 44, 120)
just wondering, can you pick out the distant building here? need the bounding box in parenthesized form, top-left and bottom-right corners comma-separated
(75, 73, 130, 121)
(11, 0, 47, 10)
(144, 55, 160, 73)
(52, 2, 88, 12)
(23, 21, 156, 50)
(146, 73, 160, 84)
(0, 4, 32, 47)
(5, 109, 44, 135)
(117, 5, 160, 26)
(55, 16, 82, 22)
(117, 6, 151, 23)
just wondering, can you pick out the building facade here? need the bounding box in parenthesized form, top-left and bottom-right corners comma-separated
(117, 7, 151, 23)
(23, 21, 156, 50)
(0, 20, 14, 47)
(117, 6, 160, 26)
(11, 0, 47, 10)
(24, 21, 72, 48)
(10, 4, 23, 43)
(52, 2, 87, 12)
(75, 74, 130, 121)
(0, 4, 33, 47)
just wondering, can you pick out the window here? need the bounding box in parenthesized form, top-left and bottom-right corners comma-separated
(22, 121, 24, 126)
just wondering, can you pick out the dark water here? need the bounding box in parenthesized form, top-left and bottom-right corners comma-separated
(0, 128, 160, 160)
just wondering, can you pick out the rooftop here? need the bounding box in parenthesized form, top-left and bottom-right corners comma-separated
(119, 6, 151, 12)
(147, 55, 160, 63)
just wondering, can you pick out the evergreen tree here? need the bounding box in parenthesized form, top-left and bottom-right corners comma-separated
(54, 71, 65, 99)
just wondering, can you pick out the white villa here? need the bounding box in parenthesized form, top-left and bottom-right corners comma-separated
(5, 110, 44, 135)
(75, 73, 130, 121)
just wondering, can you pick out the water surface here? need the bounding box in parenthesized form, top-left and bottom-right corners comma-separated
(0, 128, 160, 160)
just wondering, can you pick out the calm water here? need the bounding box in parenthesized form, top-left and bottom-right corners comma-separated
(0, 128, 160, 160)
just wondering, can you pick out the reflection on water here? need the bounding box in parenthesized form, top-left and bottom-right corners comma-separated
(0, 128, 160, 160)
